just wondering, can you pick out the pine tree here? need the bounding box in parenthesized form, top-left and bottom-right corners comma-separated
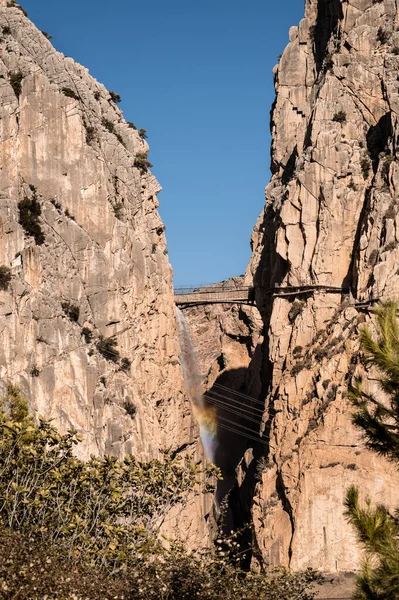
(345, 301, 399, 599)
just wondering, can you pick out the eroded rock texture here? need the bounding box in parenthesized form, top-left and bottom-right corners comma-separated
(0, 0, 198, 470)
(189, 0, 399, 573)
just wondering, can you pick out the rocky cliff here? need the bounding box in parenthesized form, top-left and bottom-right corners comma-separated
(0, 0, 200, 471)
(187, 0, 399, 574)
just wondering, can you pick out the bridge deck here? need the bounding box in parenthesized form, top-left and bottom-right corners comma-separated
(174, 284, 347, 306)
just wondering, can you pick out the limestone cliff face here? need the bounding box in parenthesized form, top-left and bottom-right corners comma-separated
(248, 0, 399, 573)
(0, 0, 196, 467)
(189, 0, 399, 574)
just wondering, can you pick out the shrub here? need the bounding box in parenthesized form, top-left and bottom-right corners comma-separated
(360, 156, 371, 179)
(288, 300, 305, 323)
(121, 357, 131, 372)
(385, 203, 396, 219)
(134, 152, 153, 172)
(0, 266, 11, 291)
(18, 196, 45, 245)
(102, 118, 124, 146)
(61, 86, 79, 100)
(6, 0, 27, 15)
(30, 366, 40, 377)
(123, 399, 136, 417)
(109, 91, 121, 104)
(81, 327, 93, 343)
(127, 121, 137, 129)
(97, 335, 120, 362)
(113, 202, 123, 219)
(314, 347, 328, 360)
(61, 301, 80, 322)
(332, 110, 346, 123)
(348, 178, 357, 191)
(368, 248, 379, 266)
(139, 127, 148, 139)
(102, 118, 115, 134)
(0, 386, 218, 574)
(293, 345, 303, 357)
(377, 27, 389, 44)
(50, 198, 61, 210)
(64, 208, 75, 220)
(9, 71, 23, 98)
(291, 362, 306, 376)
(85, 125, 95, 144)
(41, 30, 52, 40)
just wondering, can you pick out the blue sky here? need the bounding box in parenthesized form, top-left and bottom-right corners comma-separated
(22, 0, 305, 287)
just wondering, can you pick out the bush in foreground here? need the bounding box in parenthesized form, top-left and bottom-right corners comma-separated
(0, 386, 319, 599)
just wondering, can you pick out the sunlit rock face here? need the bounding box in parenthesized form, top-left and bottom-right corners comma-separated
(188, 0, 399, 573)
(0, 0, 198, 468)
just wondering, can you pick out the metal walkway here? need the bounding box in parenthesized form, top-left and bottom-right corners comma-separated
(174, 284, 348, 307)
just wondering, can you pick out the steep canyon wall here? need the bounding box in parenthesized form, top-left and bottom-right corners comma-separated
(187, 0, 399, 573)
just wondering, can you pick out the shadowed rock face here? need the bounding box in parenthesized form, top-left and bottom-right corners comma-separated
(0, 0, 197, 462)
(188, 0, 399, 574)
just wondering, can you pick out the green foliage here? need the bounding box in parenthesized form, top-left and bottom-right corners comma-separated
(41, 30, 53, 40)
(61, 301, 80, 323)
(30, 366, 40, 377)
(332, 110, 346, 123)
(9, 71, 23, 98)
(18, 196, 45, 245)
(121, 357, 131, 372)
(113, 201, 123, 220)
(0, 387, 319, 599)
(109, 90, 121, 104)
(288, 300, 305, 323)
(134, 152, 153, 172)
(50, 198, 61, 210)
(361, 156, 371, 179)
(346, 301, 399, 598)
(0, 386, 217, 573)
(6, 0, 27, 15)
(97, 335, 120, 362)
(81, 326, 93, 343)
(123, 399, 136, 417)
(61, 86, 79, 100)
(0, 266, 11, 291)
(102, 118, 125, 146)
(85, 124, 95, 144)
(344, 486, 399, 599)
(377, 27, 389, 44)
(102, 118, 115, 134)
(348, 301, 399, 461)
(0, 526, 319, 600)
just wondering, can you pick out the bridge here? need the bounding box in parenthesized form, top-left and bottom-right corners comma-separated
(174, 284, 348, 307)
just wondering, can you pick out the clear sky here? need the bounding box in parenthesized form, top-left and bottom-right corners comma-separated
(22, 0, 305, 287)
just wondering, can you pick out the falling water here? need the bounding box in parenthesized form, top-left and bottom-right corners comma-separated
(176, 307, 218, 462)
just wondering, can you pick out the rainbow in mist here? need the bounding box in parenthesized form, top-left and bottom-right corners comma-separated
(176, 308, 218, 462)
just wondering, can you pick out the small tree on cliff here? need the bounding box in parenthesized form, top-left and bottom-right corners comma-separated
(345, 301, 399, 600)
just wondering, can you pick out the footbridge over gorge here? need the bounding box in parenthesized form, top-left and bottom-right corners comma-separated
(174, 284, 355, 307)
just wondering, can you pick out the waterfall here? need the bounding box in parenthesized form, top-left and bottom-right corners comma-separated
(176, 307, 218, 462)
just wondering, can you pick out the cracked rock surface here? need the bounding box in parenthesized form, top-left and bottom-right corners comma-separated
(0, 0, 198, 473)
(188, 0, 399, 573)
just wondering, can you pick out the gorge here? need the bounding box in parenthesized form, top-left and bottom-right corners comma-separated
(1, 0, 399, 591)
